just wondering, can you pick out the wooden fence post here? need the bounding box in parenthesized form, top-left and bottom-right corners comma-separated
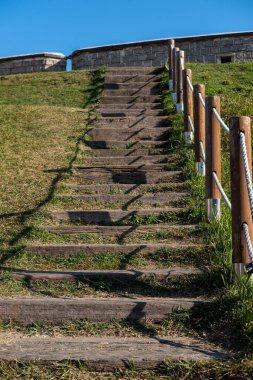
(172, 47, 179, 102)
(193, 84, 206, 176)
(176, 50, 184, 112)
(168, 39, 175, 90)
(205, 96, 221, 220)
(183, 68, 193, 144)
(230, 116, 253, 277)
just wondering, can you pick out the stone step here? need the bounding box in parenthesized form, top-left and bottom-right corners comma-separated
(42, 223, 196, 236)
(64, 183, 183, 194)
(73, 169, 183, 184)
(0, 336, 227, 367)
(87, 148, 169, 156)
(81, 155, 171, 165)
(26, 243, 201, 256)
(86, 127, 170, 141)
(99, 103, 163, 110)
(104, 75, 159, 83)
(96, 116, 168, 128)
(106, 67, 160, 75)
(102, 95, 161, 104)
(57, 192, 187, 207)
(104, 82, 160, 90)
(84, 140, 168, 149)
(103, 88, 161, 96)
(50, 208, 184, 223)
(0, 297, 205, 325)
(12, 267, 203, 283)
(99, 109, 165, 117)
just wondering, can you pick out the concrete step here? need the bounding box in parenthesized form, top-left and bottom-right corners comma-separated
(104, 75, 159, 83)
(96, 116, 169, 128)
(99, 109, 165, 117)
(25, 243, 202, 256)
(0, 336, 227, 367)
(55, 192, 188, 207)
(0, 297, 205, 325)
(86, 127, 170, 141)
(73, 169, 183, 184)
(103, 88, 161, 96)
(80, 155, 171, 165)
(104, 82, 160, 90)
(86, 148, 169, 156)
(84, 140, 168, 149)
(102, 95, 161, 104)
(50, 207, 184, 223)
(99, 103, 163, 110)
(42, 223, 196, 236)
(64, 183, 184, 194)
(12, 267, 203, 283)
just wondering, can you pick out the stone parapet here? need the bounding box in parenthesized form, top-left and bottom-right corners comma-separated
(70, 31, 253, 69)
(0, 53, 66, 75)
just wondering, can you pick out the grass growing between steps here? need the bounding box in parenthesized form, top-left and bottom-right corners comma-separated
(0, 359, 253, 380)
(1, 358, 253, 380)
(161, 63, 253, 358)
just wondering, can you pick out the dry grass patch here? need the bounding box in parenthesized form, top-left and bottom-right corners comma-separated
(0, 104, 87, 245)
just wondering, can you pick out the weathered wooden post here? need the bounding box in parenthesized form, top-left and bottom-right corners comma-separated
(230, 116, 253, 277)
(176, 50, 184, 112)
(183, 68, 194, 143)
(168, 39, 175, 90)
(193, 84, 206, 176)
(172, 47, 179, 102)
(205, 96, 221, 220)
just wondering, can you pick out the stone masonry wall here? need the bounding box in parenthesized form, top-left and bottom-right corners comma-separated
(71, 32, 253, 69)
(0, 53, 66, 75)
(1, 32, 253, 75)
(177, 35, 253, 63)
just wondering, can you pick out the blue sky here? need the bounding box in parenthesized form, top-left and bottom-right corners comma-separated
(0, 0, 252, 57)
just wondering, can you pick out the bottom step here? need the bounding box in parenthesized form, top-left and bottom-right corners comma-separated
(0, 297, 205, 324)
(0, 336, 227, 368)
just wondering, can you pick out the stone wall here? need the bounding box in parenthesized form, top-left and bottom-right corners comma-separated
(0, 53, 66, 75)
(1, 31, 253, 75)
(70, 31, 253, 69)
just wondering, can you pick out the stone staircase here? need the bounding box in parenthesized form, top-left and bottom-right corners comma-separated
(0, 67, 227, 368)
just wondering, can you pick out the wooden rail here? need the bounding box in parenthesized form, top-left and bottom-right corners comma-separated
(167, 39, 253, 277)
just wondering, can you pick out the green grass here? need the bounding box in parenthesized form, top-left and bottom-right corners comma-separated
(1, 64, 253, 378)
(160, 63, 253, 357)
(0, 70, 103, 108)
(0, 68, 105, 247)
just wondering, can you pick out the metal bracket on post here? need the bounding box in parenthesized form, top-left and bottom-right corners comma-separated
(206, 198, 221, 220)
(233, 263, 246, 277)
(177, 103, 184, 113)
(169, 79, 173, 91)
(195, 161, 206, 176)
(184, 131, 193, 144)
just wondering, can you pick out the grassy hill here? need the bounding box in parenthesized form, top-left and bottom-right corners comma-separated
(0, 64, 253, 378)
(0, 70, 104, 250)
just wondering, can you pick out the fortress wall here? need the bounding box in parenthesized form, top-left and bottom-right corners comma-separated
(71, 32, 253, 69)
(0, 53, 66, 75)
